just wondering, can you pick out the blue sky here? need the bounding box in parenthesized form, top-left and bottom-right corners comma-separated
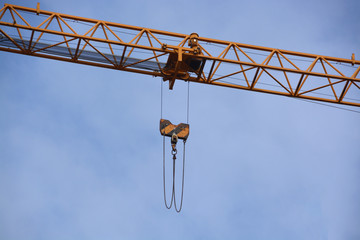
(0, 0, 359, 239)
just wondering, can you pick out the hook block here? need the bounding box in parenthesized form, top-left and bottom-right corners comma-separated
(160, 119, 189, 140)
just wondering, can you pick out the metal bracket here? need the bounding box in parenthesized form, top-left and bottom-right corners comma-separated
(352, 53, 355, 66)
(36, 3, 40, 15)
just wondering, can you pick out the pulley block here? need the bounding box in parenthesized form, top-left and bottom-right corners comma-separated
(159, 119, 189, 141)
(161, 32, 206, 90)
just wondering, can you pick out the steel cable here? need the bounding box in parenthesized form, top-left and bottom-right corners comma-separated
(163, 133, 174, 209)
(173, 141, 186, 213)
(160, 79, 188, 213)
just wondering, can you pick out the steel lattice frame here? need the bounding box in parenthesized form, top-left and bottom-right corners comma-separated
(0, 4, 359, 107)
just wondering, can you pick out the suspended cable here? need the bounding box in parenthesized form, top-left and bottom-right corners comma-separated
(295, 98, 360, 114)
(160, 80, 190, 213)
(187, 81, 190, 124)
(163, 133, 174, 209)
(160, 79, 163, 119)
(173, 141, 186, 213)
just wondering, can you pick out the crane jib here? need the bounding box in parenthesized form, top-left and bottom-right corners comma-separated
(0, 3, 359, 107)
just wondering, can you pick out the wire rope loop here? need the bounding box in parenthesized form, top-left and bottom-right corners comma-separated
(162, 133, 186, 213)
(163, 133, 174, 209)
(173, 140, 186, 213)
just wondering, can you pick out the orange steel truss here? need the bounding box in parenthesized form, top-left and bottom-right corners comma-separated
(0, 4, 359, 107)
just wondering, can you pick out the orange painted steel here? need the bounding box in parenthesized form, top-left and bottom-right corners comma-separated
(0, 4, 359, 107)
